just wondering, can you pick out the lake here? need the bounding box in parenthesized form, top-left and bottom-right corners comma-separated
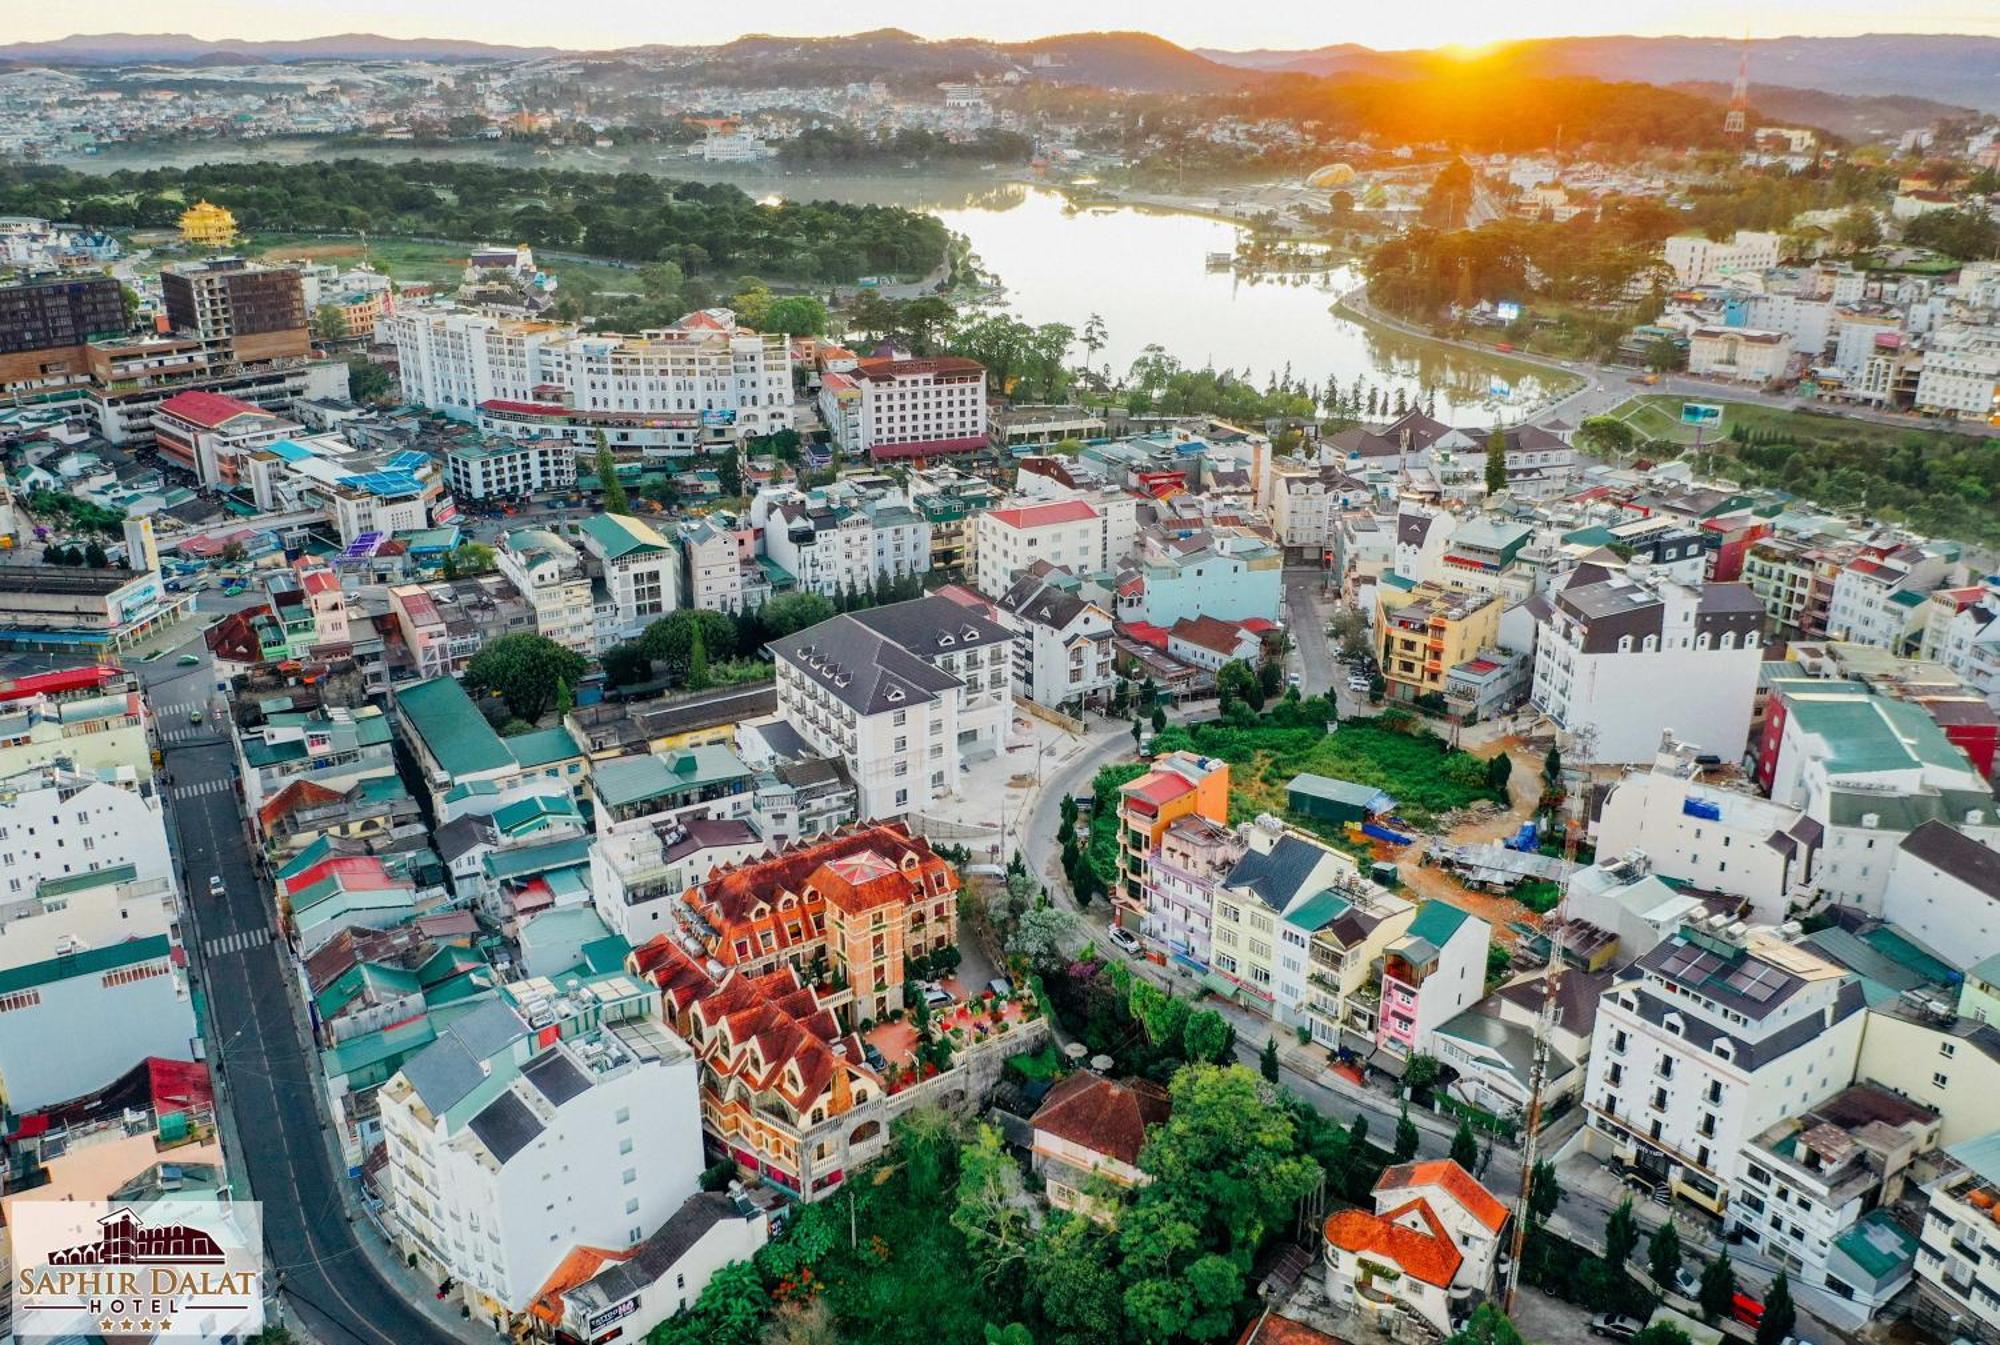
(59, 140, 1560, 419)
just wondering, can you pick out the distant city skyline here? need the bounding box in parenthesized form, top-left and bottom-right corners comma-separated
(10, 0, 1998, 53)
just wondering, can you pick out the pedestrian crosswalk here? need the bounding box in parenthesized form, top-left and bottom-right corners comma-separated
(157, 725, 215, 745)
(170, 777, 235, 799)
(152, 701, 203, 719)
(204, 929, 271, 958)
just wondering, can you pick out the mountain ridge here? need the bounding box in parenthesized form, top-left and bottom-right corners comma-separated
(1198, 33, 2000, 110)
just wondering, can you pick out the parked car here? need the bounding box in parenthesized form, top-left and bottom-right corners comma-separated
(987, 977, 1013, 998)
(1588, 1316, 1643, 1341)
(920, 983, 953, 1008)
(1731, 1292, 1765, 1328)
(1673, 1266, 1700, 1299)
(1346, 674, 1372, 692)
(1107, 927, 1142, 955)
(177, 654, 200, 666)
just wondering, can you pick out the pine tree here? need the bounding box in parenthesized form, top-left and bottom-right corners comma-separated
(1698, 1252, 1738, 1324)
(1393, 1105, 1420, 1161)
(685, 626, 712, 690)
(1606, 1195, 1641, 1267)
(1260, 1037, 1281, 1083)
(1485, 424, 1509, 496)
(1756, 1271, 1796, 1345)
(595, 435, 627, 513)
(1449, 1117, 1478, 1170)
(1649, 1221, 1683, 1293)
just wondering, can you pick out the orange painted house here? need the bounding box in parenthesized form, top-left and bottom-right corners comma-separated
(1113, 752, 1229, 930)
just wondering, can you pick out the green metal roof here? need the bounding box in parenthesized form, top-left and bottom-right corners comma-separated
(321, 1014, 438, 1079)
(1407, 900, 1474, 947)
(1287, 773, 1389, 808)
(416, 944, 486, 987)
(424, 969, 497, 1007)
(1282, 888, 1354, 933)
(482, 835, 593, 882)
(1783, 692, 1970, 777)
(315, 961, 421, 1020)
(580, 934, 633, 975)
(396, 677, 515, 778)
(579, 512, 671, 560)
(591, 746, 750, 808)
(0, 934, 172, 996)
(505, 725, 585, 770)
(38, 863, 139, 899)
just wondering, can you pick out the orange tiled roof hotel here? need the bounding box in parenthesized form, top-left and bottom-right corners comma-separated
(629, 823, 968, 1199)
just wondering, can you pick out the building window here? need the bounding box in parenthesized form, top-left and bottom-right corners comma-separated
(1933, 1072, 1950, 1089)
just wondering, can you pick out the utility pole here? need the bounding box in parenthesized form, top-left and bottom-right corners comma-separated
(1502, 907, 1567, 1312)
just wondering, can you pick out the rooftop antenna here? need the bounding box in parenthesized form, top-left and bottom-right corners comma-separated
(1724, 36, 1749, 139)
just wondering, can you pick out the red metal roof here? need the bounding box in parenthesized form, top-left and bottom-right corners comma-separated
(1123, 770, 1194, 808)
(987, 499, 1099, 530)
(853, 356, 984, 382)
(0, 665, 118, 703)
(157, 389, 273, 430)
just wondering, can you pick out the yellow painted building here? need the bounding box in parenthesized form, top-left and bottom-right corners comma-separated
(1375, 581, 1500, 705)
(178, 200, 238, 247)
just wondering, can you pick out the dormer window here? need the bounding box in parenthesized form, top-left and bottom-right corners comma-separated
(938, 633, 956, 647)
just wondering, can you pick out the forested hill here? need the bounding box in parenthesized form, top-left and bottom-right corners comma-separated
(0, 160, 950, 283)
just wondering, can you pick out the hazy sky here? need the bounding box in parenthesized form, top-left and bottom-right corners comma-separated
(17, 0, 2000, 51)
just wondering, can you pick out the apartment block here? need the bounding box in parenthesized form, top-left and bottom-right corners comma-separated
(1376, 582, 1500, 706)
(1530, 564, 1765, 764)
(770, 597, 1011, 820)
(160, 256, 311, 366)
(1583, 920, 1865, 1215)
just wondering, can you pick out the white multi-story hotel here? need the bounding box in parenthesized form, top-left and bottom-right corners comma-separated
(970, 497, 1103, 597)
(770, 596, 1010, 819)
(443, 436, 577, 501)
(1592, 736, 1819, 923)
(379, 1000, 704, 1330)
(752, 483, 930, 599)
(681, 515, 770, 615)
(1914, 326, 2000, 419)
(1663, 230, 1781, 286)
(384, 306, 792, 456)
(839, 356, 989, 461)
(1582, 920, 1866, 1216)
(990, 572, 1116, 711)
(0, 761, 175, 918)
(1530, 563, 1766, 764)
(578, 513, 681, 642)
(497, 527, 601, 655)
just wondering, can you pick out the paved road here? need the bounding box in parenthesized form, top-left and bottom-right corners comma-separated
(1284, 567, 1337, 697)
(1340, 287, 1998, 441)
(142, 655, 465, 1345)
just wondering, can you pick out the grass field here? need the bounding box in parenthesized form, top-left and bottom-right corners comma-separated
(1602, 394, 1985, 451)
(240, 231, 644, 298)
